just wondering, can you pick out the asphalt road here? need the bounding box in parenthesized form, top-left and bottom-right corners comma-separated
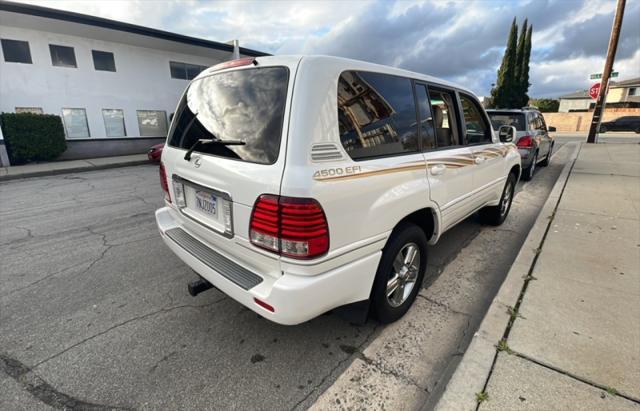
(1, 144, 571, 410)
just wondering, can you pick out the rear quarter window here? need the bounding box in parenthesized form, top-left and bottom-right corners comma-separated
(337, 71, 418, 160)
(168, 66, 289, 165)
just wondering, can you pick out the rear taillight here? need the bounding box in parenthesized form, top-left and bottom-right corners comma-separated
(159, 162, 171, 203)
(249, 195, 329, 259)
(516, 135, 533, 148)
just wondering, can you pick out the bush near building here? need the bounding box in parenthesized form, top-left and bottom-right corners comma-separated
(0, 113, 67, 165)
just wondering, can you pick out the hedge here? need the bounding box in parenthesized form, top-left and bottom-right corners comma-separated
(0, 113, 67, 165)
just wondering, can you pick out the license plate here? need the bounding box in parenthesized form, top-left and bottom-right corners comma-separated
(195, 191, 217, 216)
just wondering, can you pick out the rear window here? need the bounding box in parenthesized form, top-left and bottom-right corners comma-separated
(488, 112, 526, 131)
(168, 66, 289, 165)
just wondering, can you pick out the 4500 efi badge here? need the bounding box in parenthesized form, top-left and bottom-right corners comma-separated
(156, 55, 521, 325)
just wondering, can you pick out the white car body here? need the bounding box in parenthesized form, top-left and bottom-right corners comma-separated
(155, 55, 521, 325)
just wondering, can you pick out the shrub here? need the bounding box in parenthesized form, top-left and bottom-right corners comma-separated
(0, 113, 67, 165)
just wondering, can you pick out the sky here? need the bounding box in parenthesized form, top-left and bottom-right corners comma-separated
(19, 0, 640, 98)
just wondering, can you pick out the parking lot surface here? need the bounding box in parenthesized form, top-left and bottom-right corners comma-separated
(1, 144, 569, 410)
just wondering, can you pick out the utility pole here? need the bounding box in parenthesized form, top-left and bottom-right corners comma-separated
(587, 0, 626, 143)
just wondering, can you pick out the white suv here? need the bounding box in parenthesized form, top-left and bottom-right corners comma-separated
(156, 56, 521, 325)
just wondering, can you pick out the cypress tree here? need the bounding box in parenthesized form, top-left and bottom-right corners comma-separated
(519, 25, 533, 107)
(490, 18, 518, 108)
(515, 19, 528, 107)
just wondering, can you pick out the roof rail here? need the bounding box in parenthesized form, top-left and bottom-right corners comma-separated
(522, 105, 539, 110)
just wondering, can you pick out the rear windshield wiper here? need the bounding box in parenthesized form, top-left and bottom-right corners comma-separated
(184, 138, 246, 161)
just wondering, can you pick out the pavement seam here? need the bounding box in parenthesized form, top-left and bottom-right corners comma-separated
(508, 350, 640, 404)
(31, 297, 228, 370)
(475, 143, 582, 411)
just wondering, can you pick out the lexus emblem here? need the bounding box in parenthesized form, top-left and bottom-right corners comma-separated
(193, 157, 202, 168)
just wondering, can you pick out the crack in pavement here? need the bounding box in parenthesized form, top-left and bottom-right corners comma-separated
(0, 353, 133, 410)
(32, 297, 228, 370)
(417, 294, 472, 318)
(356, 350, 428, 393)
(0, 259, 93, 298)
(290, 324, 381, 411)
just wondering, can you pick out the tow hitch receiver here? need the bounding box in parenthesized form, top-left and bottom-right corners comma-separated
(188, 277, 215, 296)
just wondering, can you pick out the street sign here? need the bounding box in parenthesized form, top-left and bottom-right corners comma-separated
(590, 71, 618, 80)
(589, 82, 601, 99)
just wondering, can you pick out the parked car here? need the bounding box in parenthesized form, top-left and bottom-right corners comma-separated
(599, 116, 640, 133)
(487, 108, 555, 181)
(147, 143, 164, 162)
(156, 56, 521, 325)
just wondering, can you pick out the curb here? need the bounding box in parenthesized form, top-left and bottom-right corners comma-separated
(432, 141, 582, 411)
(0, 160, 152, 182)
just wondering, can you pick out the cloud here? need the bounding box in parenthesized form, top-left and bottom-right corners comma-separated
(17, 0, 640, 97)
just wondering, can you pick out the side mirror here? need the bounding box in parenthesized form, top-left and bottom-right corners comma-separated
(548, 126, 556, 132)
(498, 125, 516, 143)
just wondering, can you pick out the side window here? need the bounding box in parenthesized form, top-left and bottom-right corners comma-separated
(337, 71, 418, 160)
(460, 93, 492, 145)
(538, 113, 548, 131)
(414, 84, 436, 150)
(427, 87, 460, 148)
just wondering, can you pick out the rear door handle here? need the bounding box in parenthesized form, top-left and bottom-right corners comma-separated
(474, 155, 486, 164)
(430, 164, 446, 175)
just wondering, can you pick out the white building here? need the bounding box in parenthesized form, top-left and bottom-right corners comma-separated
(0, 1, 267, 166)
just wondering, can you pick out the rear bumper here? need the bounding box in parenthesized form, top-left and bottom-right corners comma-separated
(518, 148, 534, 166)
(156, 207, 380, 325)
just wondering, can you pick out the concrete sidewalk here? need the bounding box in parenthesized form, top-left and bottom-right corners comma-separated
(0, 154, 151, 181)
(436, 142, 640, 410)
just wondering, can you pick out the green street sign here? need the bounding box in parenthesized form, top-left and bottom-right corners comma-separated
(590, 72, 619, 80)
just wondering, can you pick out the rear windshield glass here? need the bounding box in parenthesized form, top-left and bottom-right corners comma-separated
(487, 112, 526, 131)
(167, 66, 289, 165)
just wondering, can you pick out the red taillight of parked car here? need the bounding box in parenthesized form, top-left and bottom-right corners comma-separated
(249, 194, 329, 259)
(159, 162, 171, 203)
(516, 135, 534, 148)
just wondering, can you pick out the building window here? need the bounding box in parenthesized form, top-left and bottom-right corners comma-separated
(102, 109, 126, 137)
(62, 108, 90, 138)
(49, 44, 77, 68)
(16, 107, 43, 114)
(137, 110, 168, 137)
(170, 61, 207, 80)
(1, 39, 32, 64)
(629, 87, 638, 96)
(92, 50, 116, 72)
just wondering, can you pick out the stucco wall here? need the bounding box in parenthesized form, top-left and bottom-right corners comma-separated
(544, 108, 640, 132)
(0, 25, 228, 139)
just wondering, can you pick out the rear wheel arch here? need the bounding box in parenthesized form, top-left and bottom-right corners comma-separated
(509, 164, 521, 182)
(391, 207, 438, 245)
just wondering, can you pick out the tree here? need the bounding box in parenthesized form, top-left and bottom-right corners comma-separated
(518, 24, 533, 107)
(515, 19, 529, 107)
(529, 98, 559, 112)
(490, 18, 519, 108)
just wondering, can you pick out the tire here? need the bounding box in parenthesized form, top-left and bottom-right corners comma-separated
(522, 150, 537, 181)
(540, 143, 553, 167)
(371, 222, 427, 324)
(599, 126, 608, 133)
(480, 173, 516, 226)
(634, 127, 640, 134)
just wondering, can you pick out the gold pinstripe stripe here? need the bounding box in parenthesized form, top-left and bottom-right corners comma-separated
(313, 145, 517, 182)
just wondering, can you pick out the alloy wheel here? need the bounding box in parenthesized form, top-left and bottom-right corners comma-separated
(386, 243, 421, 308)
